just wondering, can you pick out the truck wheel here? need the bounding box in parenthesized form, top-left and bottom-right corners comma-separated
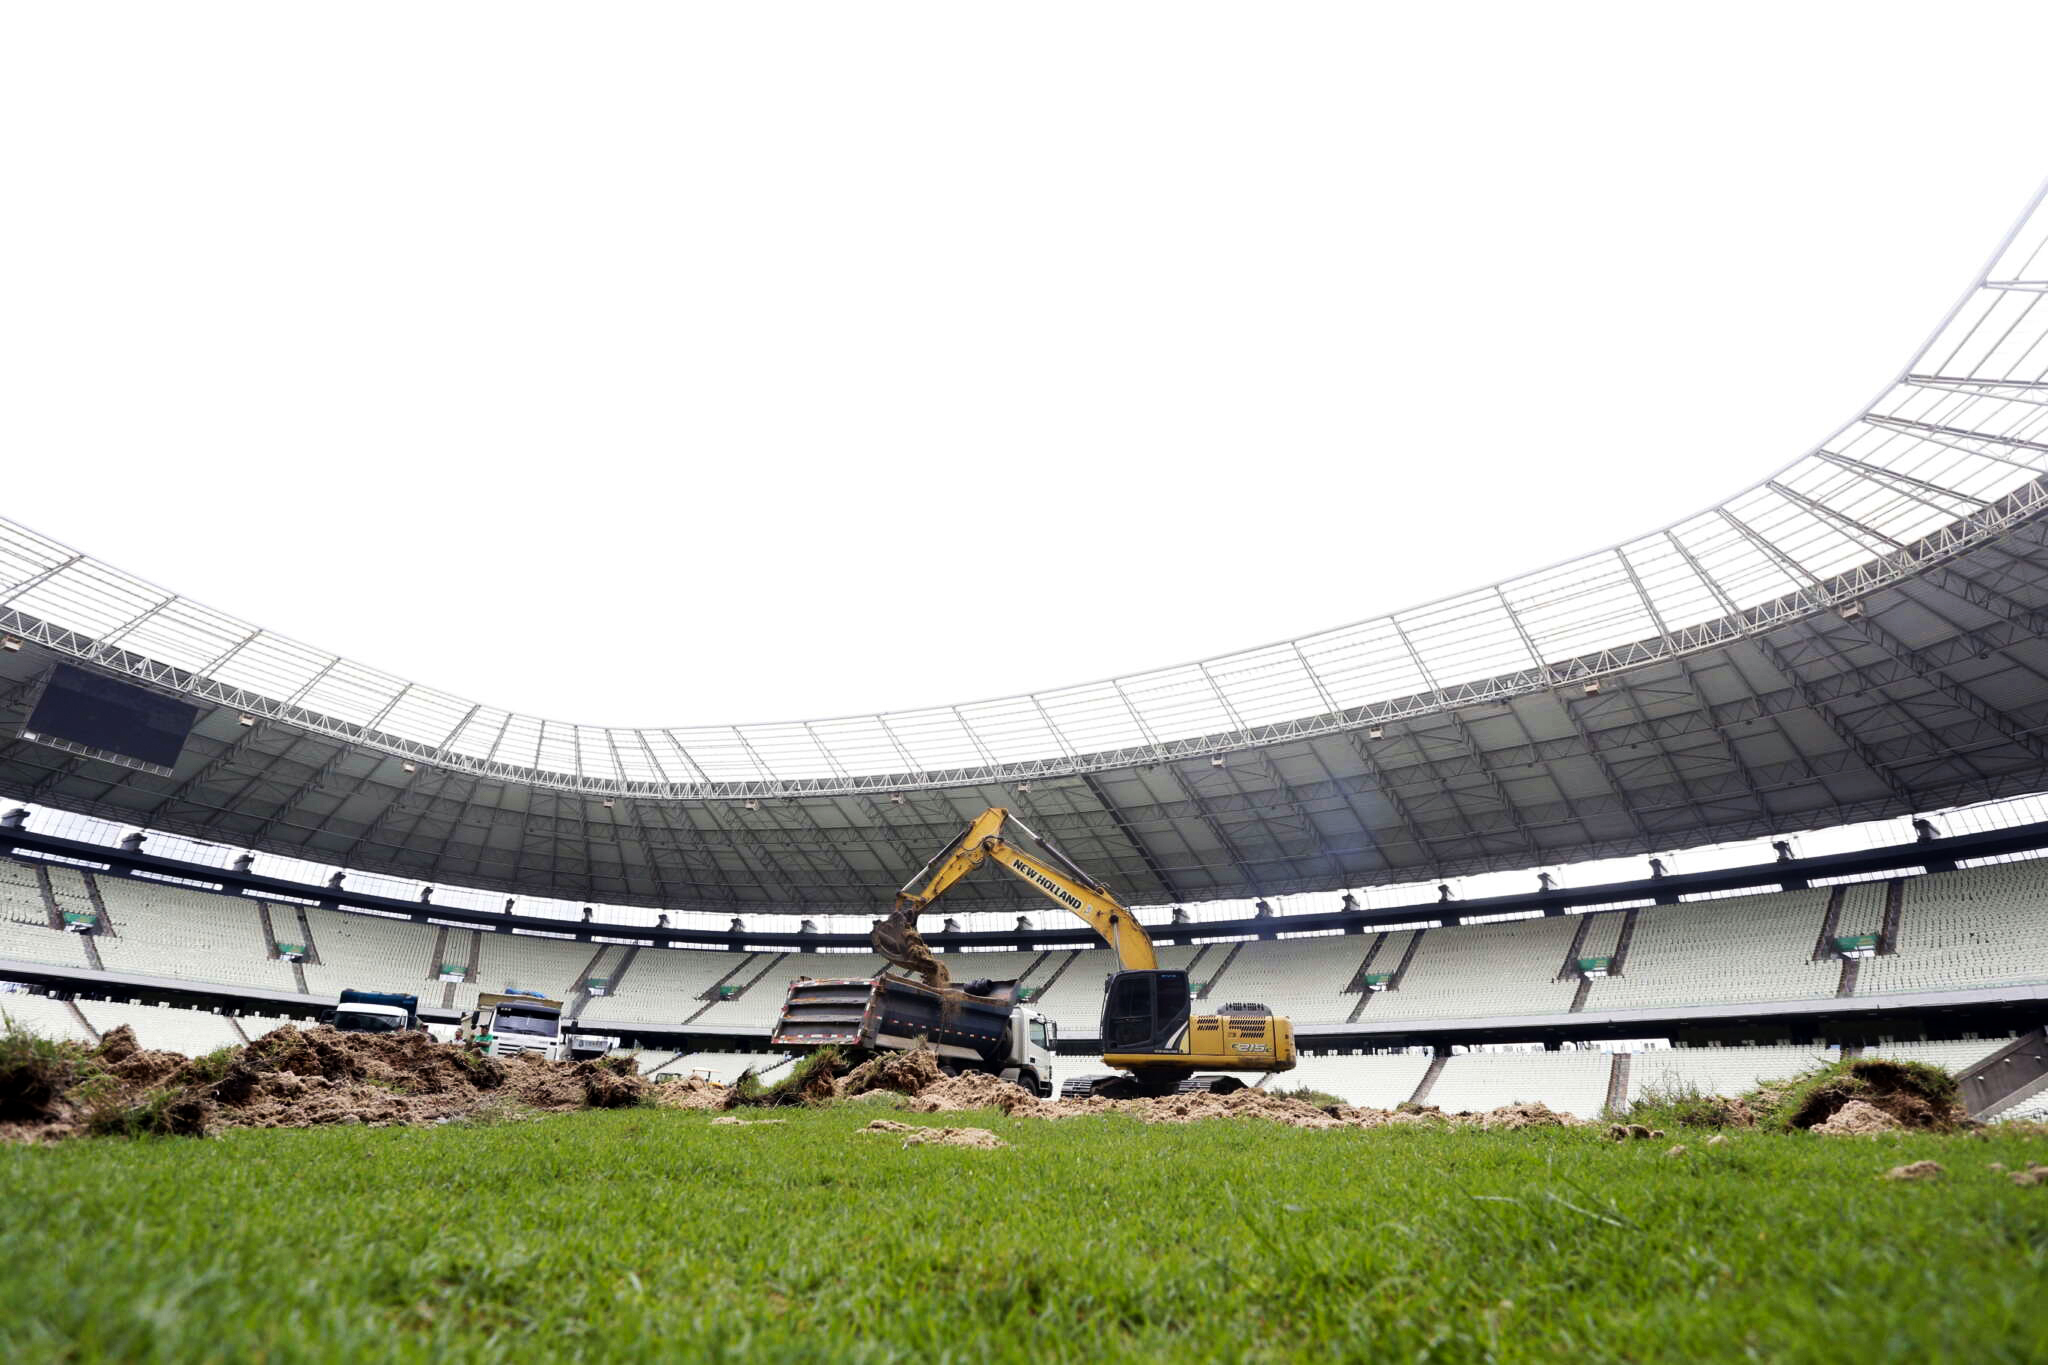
(1014, 1070, 1040, 1098)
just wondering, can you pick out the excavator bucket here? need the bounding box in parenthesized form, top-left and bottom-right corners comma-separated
(870, 907, 949, 988)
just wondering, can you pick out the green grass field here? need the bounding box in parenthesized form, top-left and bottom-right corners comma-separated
(3, 1105, 2045, 1363)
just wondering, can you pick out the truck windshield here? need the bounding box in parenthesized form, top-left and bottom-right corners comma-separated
(334, 1009, 407, 1034)
(494, 1009, 560, 1037)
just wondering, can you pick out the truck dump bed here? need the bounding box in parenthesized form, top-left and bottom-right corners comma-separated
(772, 976, 1013, 1065)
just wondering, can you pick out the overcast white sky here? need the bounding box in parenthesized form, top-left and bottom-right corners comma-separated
(3, 4, 2044, 728)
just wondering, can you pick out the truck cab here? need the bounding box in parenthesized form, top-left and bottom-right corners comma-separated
(1006, 1006, 1057, 1097)
(332, 989, 419, 1034)
(563, 1031, 619, 1061)
(457, 990, 567, 1060)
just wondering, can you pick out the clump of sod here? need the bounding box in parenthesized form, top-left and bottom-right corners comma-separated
(0, 1015, 91, 1121)
(725, 1046, 848, 1108)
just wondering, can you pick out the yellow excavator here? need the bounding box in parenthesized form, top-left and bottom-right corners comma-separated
(870, 806, 1296, 1097)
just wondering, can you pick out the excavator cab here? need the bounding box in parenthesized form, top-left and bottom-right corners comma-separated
(1100, 969, 1191, 1054)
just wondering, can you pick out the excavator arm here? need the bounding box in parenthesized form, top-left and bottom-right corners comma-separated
(871, 807, 1157, 986)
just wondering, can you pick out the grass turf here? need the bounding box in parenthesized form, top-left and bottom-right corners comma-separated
(2, 1105, 2045, 1363)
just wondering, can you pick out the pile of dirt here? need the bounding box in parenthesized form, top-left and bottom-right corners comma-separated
(904, 1071, 1046, 1115)
(1476, 1101, 1578, 1131)
(1, 1024, 656, 1142)
(1882, 1160, 1945, 1181)
(1778, 1058, 1965, 1134)
(835, 1047, 945, 1099)
(651, 1076, 728, 1111)
(857, 1118, 1007, 1148)
(1811, 1099, 1903, 1137)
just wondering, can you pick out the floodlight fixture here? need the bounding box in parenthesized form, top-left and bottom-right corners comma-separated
(744, 799, 759, 811)
(120, 832, 145, 851)
(1210, 756, 1225, 768)
(1582, 680, 1601, 696)
(1840, 601, 1866, 621)
(1367, 725, 1384, 740)
(942, 917, 961, 933)
(400, 761, 417, 773)
(419, 887, 433, 904)
(232, 853, 254, 873)
(1340, 892, 1361, 912)
(0, 636, 20, 651)
(1773, 839, 1794, 863)
(237, 713, 256, 727)
(1649, 857, 1667, 879)
(1253, 899, 1274, 918)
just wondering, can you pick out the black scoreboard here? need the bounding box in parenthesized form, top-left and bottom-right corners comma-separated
(24, 663, 200, 771)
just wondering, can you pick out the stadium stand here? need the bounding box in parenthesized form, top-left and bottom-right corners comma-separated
(1423, 1049, 1614, 1118)
(77, 1000, 242, 1055)
(1834, 882, 1888, 942)
(659, 1052, 793, 1083)
(587, 947, 741, 1027)
(1582, 891, 1839, 1010)
(1282, 1051, 1435, 1107)
(91, 878, 299, 993)
(297, 906, 441, 999)
(1627, 1044, 1838, 1102)
(5, 851, 2047, 1086)
(454, 931, 594, 1011)
(1210, 936, 1372, 1020)
(1368, 916, 1582, 1021)
(0, 888, 90, 971)
(1994, 1086, 2048, 1122)
(1860, 1037, 2013, 1072)
(43, 866, 98, 928)
(1856, 863, 2048, 997)
(0, 989, 95, 1043)
(685, 953, 889, 1032)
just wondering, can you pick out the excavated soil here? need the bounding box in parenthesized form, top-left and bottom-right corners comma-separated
(652, 1077, 729, 1111)
(1782, 1058, 1964, 1133)
(1812, 1100, 1903, 1137)
(818, 1052, 1599, 1131)
(835, 1047, 945, 1099)
(857, 1118, 1007, 1148)
(1, 1024, 653, 1142)
(1882, 1160, 1946, 1181)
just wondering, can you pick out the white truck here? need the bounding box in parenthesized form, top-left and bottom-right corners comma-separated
(563, 1031, 620, 1061)
(331, 989, 420, 1034)
(772, 974, 1059, 1097)
(456, 990, 568, 1061)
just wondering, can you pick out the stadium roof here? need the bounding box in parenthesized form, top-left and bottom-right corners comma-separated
(4, 183, 2048, 913)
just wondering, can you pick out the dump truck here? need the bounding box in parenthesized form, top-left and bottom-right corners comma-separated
(773, 973, 1058, 1097)
(331, 989, 419, 1034)
(563, 1030, 620, 1061)
(456, 990, 567, 1060)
